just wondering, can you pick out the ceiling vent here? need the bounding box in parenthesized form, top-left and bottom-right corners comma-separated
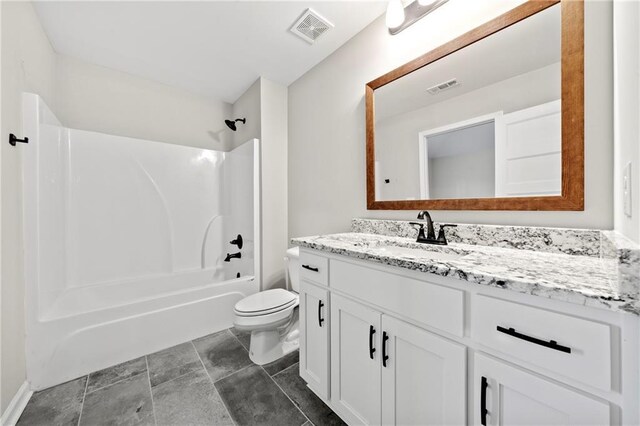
(290, 8, 334, 44)
(427, 78, 460, 95)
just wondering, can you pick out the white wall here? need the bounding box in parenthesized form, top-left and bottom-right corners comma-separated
(613, 0, 640, 243)
(55, 55, 233, 151)
(289, 0, 614, 238)
(259, 78, 288, 290)
(0, 1, 57, 413)
(231, 79, 261, 149)
(232, 77, 289, 290)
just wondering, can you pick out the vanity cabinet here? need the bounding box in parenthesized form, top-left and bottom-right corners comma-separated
(474, 354, 610, 425)
(330, 294, 382, 425)
(299, 280, 330, 399)
(381, 315, 466, 426)
(298, 248, 636, 426)
(329, 293, 466, 426)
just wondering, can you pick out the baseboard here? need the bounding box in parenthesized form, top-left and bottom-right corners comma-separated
(1, 382, 32, 426)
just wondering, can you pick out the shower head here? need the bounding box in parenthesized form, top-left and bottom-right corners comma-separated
(225, 118, 246, 131)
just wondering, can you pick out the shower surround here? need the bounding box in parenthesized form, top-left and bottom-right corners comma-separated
(22, 93, 260, 390)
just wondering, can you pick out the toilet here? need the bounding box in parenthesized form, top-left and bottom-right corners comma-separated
(233, 247, 300, 365)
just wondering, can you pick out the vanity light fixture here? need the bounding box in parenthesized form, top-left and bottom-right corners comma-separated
(386, 0, 449, 35)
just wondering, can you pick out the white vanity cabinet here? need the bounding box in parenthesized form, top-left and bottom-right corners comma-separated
(299, 280, 330, 399)
(297, 248, 638, 426)
(330, 294, 382, 425)
(329, 293, 466, 426)
(474, 354, 610, 426)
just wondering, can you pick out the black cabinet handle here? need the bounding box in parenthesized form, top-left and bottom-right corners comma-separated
(496, 326, 571, 354)
(480, 376, 488, 426)
(369, 325, 376, 359)
(382, 331, 390, 367)
(302, 264, 319, 272)
(318, 300, 324, 327)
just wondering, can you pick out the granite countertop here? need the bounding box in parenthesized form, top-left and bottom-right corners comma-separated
(291, 232, 638, 315)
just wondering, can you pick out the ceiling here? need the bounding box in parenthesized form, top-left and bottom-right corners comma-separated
(375, 3, 560, 121)
(33, 1, 387, 103)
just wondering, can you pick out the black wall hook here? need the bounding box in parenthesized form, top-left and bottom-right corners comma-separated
(9, 134, 29, 146)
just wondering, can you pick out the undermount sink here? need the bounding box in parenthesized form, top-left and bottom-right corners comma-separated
(374, 245, 466, 261)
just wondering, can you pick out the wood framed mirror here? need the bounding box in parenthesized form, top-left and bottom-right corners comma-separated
(366, 0, 583, 210)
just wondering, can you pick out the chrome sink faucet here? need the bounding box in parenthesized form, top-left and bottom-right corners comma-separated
(410, 210, 457, 245)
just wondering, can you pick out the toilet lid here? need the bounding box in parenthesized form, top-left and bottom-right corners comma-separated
(235, 289, 297, 315)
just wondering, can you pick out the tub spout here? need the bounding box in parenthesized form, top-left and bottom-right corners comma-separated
(225, 252, 242, 262)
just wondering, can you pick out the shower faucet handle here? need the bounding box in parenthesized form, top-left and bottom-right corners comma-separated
(230, 234, 243, 249)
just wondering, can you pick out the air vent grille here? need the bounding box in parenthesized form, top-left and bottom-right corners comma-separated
(427, 78, 460, 95)
(290, 8, 334, 44)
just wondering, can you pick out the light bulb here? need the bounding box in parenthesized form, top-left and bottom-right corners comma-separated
(386, 0, 405, 29)
(417, 0, 436, 6)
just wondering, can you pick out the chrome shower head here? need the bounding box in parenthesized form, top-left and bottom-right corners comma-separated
(225, 118, 246, 131)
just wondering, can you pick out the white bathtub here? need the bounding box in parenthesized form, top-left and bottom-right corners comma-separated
(22, 93, 261, 390)
(29, 274, 257, 390)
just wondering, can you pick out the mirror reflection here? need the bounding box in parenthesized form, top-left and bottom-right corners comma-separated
(374, 4, 561, 201)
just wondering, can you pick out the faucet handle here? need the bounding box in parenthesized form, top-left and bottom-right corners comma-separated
(436, 224, 457, 245)
(409, 222, 427, 240)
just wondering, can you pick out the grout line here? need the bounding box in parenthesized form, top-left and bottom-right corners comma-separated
(144, 356, 158, 426)
(76, 375, 90, 426)
(270, 361, 300, 379)
(191, 340, 237, 426)
(263, 365, 311, 425)
(227, 328, 250, 352)
(212, 364, 253, 384)
(83, 370, 148, 396)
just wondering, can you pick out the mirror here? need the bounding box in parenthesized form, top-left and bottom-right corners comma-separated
(366, 0, 584, 211)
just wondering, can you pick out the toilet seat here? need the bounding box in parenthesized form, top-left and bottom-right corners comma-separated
(234, 289, 298, 317)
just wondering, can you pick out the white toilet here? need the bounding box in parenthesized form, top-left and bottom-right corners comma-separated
(233, 247, 300, 365)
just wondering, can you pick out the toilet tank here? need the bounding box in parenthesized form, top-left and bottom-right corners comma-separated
(286, 247, 300, 293)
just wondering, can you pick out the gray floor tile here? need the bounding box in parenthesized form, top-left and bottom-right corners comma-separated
(215, 364, 307, 426)
(193, 330, 252, 382)
(80, 373, 154, 426)
(86, 357, 147, 393)
(273, 363, 346, 426)
(147, 341, 202, 387)
(262, 350, 300, 376)
(229, 327, 251, 351)
(152, 369, 233, 425)
(17, 376, 87, 426)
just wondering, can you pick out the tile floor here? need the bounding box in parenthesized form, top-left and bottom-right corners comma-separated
(17, 328, 345, 426)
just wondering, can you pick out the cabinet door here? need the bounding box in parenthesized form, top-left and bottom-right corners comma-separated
(381, 316, 466, 425)
(331, 294, 382, 425)
(474, 353, 610, 426)
(299, 280, 330, 399)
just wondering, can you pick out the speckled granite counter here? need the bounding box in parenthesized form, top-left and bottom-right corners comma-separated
(291, 230, 640, 315)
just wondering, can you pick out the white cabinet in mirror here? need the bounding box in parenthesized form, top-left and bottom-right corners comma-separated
(374, 3, 561, 202)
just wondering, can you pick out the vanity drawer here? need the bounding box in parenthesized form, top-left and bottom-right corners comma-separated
(329, 259, 464, 337)
(472, 295, 612, 391)
(300, 250, 329, 286)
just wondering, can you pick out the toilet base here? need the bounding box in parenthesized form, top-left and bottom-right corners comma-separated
(248, 316, 299, 365)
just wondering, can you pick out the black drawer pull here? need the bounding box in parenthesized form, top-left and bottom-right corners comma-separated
(496, 326, 571, 354)
(480, 376, 488, 426)
(369, 325, 376, 359)
(318, 300, 324, 327)
(302, 264, 319, 272)
(382, 331, 389, 367)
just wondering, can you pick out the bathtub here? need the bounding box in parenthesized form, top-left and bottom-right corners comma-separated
(29, 274, 258, 390)
(22, 93, 261, 390)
